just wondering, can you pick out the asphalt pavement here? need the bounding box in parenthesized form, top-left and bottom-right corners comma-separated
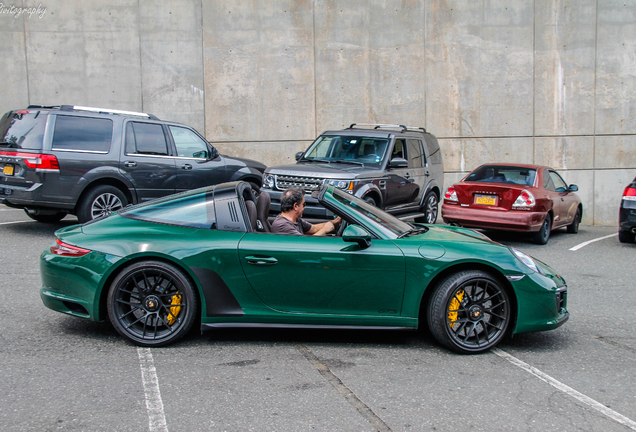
(1, 206, 634, 432)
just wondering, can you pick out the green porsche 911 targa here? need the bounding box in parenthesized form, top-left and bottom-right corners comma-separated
(40, 181, 568, 354)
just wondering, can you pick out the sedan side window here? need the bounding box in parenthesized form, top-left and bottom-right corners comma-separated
(169, 126, 209, 159)
(543, 171, 556, 191)
(549, 171, 568, 192)
(125, 122, 169, 155)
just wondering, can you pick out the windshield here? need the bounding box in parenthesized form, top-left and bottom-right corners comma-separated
(465, 165, 537, 186)
(302, 135, 389, 167)
(329, 188, 412, 238)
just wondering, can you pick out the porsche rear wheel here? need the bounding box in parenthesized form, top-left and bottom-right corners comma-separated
(428, 270, 510, 354)
(107, 261, 198, 347)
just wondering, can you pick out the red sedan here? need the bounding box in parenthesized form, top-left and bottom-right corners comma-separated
(441, 164, 582, 244)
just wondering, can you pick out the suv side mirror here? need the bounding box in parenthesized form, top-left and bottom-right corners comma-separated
(568, 184, 578, 192)
(342, 225, 371, 248)
(209, 146, 219, 159)
(295, 152, 304, 161)
(389, 157, 408, 168)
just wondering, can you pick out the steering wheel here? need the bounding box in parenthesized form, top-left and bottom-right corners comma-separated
(336, 218, 348, 237)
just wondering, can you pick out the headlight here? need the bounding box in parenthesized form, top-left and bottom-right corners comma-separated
(324, 179, 353, 190)
(511, 248, 542, 274)
(262, 173, 275, 189)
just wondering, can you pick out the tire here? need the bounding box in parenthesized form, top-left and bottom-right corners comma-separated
(77, 185, 127, 223)
(427, 270, 510, 354)
(24, 210, 65, 223)
(533, 213, 552, 245)
(364, 196, 377, 207)
(415, 191, 438, 224)
(107, 261, 198, 347)
(618, 230, 636, 243)
(566, 208, 581, 234)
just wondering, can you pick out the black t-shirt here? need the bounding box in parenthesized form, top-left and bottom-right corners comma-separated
(271, 214, 312, 235)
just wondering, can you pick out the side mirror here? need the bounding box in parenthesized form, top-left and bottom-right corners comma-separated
(389, 157, 408, 168)
(568, 184, 578, 192)
(210, 146, 219, 159)
(342, 225, 371, 248)
(295, 152, 304, 161)
(192, 150, 209, 159)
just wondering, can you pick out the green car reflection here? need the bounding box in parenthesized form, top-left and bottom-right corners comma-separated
(40, 181, 568, 354)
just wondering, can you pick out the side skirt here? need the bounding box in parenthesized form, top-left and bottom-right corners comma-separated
(201, 323, 417, 332)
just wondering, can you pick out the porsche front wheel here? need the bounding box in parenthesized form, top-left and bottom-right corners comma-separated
(107, 261, 198, 347)
(427, 270, 510, 354)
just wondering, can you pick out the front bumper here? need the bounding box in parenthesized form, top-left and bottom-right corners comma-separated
(442, 203, 546, 232)
(512, 271, 569, 334)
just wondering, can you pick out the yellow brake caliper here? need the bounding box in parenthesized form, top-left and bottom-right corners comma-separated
(448, 289, 465, 329)
(167, 292, 182, 325)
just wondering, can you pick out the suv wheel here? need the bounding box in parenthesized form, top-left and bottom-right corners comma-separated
(77, 185, 128, 223)
(415, 191, 438, 224)
(364, 195, 377, 207)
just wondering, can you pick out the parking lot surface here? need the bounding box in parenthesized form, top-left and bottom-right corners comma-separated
(1, 206, 634, 431)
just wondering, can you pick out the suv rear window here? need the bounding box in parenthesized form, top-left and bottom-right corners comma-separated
(52, 115, 113, 152)
(0, 110, 47, 150)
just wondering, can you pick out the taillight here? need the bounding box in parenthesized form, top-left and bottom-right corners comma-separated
(445, 186, 458, 202)
(623, 186, 636, 201)
(0, 151, 60, 172)
(512, 189, 536, 208)
(50, 239, 91, 257)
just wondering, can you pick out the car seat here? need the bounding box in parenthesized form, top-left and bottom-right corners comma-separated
(245, 200, 257, 231)
(256, 192, 271, 232)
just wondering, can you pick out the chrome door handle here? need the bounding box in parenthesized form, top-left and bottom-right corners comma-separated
(124, 161, 137, 168)
(245, 256, 278, 265)
(181, 164, 193, 170)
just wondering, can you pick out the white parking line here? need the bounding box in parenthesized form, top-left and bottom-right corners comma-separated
(569, 233, 618, 251)
(493, 349, 636, 430)
(0, 220, 35, 226)
(137, 347, 169, 432)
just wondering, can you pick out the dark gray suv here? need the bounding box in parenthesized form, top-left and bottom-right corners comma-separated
(261, 123, 444, 223)
(0, 105, 266, 222)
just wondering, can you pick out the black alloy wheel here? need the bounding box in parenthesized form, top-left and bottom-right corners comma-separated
(566, 208, 581, 234)
(533, 213, 552, 245)
(428, 270, 510, 354)
(107, 261, 198, 347)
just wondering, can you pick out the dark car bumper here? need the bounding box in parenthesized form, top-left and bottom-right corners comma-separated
(619, 201, 636, 232)
(442, 203, 546, 232)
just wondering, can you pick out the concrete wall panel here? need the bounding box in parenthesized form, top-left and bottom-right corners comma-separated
(441, 137, 534, 173)
(534, 0, 596, 136)
(425, 0, 534, 137)
(139, 1, 205, 132)
(595, 135, 636, 169)
(0, 31, 30, 113)
(594, 168, 636, 226)
(214, 140, 312, 168)
(595, 1, 636, 134)
(534, 136, 594, 170)
(203, 0, 315, 141)
(314, 0, 426, 131)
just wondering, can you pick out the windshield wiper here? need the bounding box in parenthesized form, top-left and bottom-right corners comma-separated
(397, 226, 429, 238)
(330, 160, 364, 166)
(303, 158, 331, 163)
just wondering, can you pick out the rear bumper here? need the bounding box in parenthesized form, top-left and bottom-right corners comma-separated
(619, 204, 636, 232)
(0, 183, 75, 211)
(442, 203, 546, 232)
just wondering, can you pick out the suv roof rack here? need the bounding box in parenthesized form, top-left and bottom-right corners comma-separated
(59, 105, 159, 120)
(347, 123, 426, 133)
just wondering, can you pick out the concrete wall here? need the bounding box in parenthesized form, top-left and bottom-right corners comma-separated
(2, 0, 635, 225)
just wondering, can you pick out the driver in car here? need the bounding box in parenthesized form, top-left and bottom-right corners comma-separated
(271, 188, 342, 236)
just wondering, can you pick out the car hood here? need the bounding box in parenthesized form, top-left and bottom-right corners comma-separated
(222, 155, 267, 170)
(267, 162, 383, 179)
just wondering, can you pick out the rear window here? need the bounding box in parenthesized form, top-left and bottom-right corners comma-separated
(52, 115, 113, 152)
(466, 166, 537, 186)
(121, 188, 215, 229)
(0, 110, 47, 150)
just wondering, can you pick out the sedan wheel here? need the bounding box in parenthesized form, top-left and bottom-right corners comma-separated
(107, 261, 198, 347)
(566, 208, 581, 234)
(533, 213, 552, 245)
(428, 270, 510, 354)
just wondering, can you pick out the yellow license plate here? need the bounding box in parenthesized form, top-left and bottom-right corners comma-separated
(3, 165, 14, 176)
(475, 194, 497, 205)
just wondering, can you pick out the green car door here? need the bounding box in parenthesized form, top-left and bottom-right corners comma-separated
(238, 233, 406, 316)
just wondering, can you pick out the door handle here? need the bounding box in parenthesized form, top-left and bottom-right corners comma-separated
(425, 171, 430, 177)
(124, 161, 137, 168)
(245, 256, 278, 265)
(181, 164, 193, 170)
(405, 173, 411, 179)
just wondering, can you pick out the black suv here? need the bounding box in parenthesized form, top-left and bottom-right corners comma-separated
(0, 105, 266, 222)
(261, 123, 444, 223)
(619, 176, 636, 243)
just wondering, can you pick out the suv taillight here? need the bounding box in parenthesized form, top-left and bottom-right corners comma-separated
(623, 186, 636, 201)
(0, 151, 60, 172)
